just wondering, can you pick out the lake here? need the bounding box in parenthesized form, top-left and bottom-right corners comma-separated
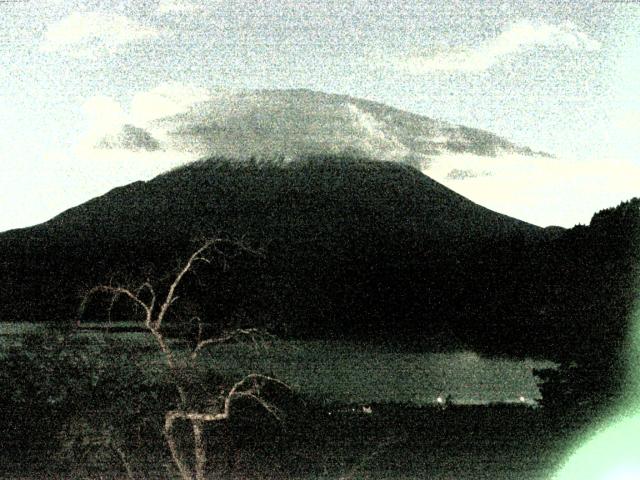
(0, 321, 554, 405)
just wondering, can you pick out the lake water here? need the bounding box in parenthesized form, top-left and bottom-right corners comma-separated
(0, 322, 554, 405)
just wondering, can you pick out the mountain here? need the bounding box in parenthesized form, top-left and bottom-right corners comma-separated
(89, 88, 640, 228)
(0, 156, 637, 404)
(98, 89, 558, 228)
(1, 156, 541, 333)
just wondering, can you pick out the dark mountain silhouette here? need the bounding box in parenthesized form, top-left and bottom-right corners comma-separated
(0, 156, 539, 331)
(1, 156, 638, 405)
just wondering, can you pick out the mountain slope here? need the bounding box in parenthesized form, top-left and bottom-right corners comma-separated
(1, 156, 637, 405)
(56, 87, 638, 230)
(1, 157, 542, 339)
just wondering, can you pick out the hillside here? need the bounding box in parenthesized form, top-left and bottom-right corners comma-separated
(94, 89, 560, 228)
(0, 157, 637, 388)
(0, 157, 539, 335)
(90, 88, 634, 229)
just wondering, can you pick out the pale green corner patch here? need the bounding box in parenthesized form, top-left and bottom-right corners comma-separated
(554, 281, 640, 479)
(553, 410, 640, 480)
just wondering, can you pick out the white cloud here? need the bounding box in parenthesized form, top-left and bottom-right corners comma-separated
(98, 124, 161, 151)
(40, 12, 160, 56)
(82, 95, 128, 137)
(429, 153, 640, 227)
(76, 82, 210, 177)
(130, 82, 211, 124)
(72, 87, 637, 229)
(346, 103, 409, 159)
(79, 82, 209, 148)
(398, 20, 601, 73)
(157, 0, 205, 14)
(72, 100, 197, 200)
(614, 110, 640, 134)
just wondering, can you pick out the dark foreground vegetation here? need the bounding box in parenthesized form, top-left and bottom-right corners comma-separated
(2, 404, 575, 480)
(1, 157, 638, 403)
(0, 156, 638, 478)
(0, 324, 608, 479)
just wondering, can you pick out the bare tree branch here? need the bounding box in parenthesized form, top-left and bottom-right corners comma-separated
(230, 391, 283, 421)
(135, 281, 156, 315)
(192, 420, 207, 480)
(191, 328, 275, 359)
(155, 239, 223, 329)
(82, 285, 153, 325)
(110, 442, 136, 480)
(224, 373, 293, 418)
(106, 291, 120, 332)
(83, 238, 279, 480)
(164, 413, 193, 480)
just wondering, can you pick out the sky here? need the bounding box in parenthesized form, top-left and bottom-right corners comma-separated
(0, 0, 639, 231)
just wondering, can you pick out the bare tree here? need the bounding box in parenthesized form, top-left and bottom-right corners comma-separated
(80, 238, 291, 480)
